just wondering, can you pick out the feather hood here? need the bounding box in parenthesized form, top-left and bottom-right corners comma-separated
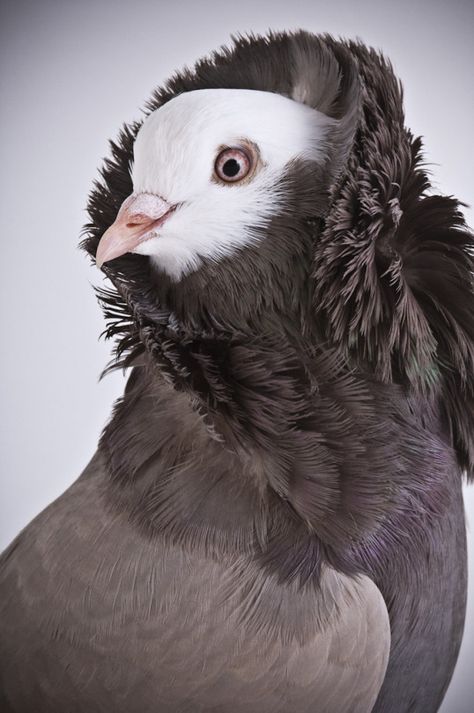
(82, 29, 474, 479)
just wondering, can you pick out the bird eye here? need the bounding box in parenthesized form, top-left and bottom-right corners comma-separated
(214, 147, 253, 183)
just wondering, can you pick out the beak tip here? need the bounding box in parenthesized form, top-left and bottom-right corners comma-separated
(94, 192, 172, 270)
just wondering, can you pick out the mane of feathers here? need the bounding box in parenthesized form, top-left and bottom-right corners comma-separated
(81, 30, 474, 478)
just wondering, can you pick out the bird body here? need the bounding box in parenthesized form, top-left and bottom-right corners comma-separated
(0, 452, 390, 713)
(1, 30, 473, 713)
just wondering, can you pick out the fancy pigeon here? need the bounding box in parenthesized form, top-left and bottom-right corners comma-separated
(1, 30, 473, 713)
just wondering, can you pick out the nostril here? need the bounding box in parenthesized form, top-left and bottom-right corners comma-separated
(126, 213, 150, 228)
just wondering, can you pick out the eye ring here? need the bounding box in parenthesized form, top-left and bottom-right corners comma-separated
(214, 146, 253, 184)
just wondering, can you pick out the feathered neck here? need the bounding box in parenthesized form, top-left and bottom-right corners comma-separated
(82, 29, 474, 480)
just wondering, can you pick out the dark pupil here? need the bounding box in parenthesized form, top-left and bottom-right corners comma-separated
(223, 158, 240, 177)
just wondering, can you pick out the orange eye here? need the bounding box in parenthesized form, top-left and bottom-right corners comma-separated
(214, 147, 252, 183)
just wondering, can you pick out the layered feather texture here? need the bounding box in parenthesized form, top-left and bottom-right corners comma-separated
(0, 29, 469, 713)
(79, 33, 472, 709)
(83, 31, 474, 479)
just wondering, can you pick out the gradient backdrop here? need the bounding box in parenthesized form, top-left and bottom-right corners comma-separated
(1, 0, 473, 710)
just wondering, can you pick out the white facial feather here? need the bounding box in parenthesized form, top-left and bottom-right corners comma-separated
(131, 88, 335, 280)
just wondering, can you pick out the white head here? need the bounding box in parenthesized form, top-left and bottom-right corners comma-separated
(96, 88, 334, 280)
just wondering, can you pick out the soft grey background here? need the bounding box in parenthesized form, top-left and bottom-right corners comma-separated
(1, 0, 473, 710)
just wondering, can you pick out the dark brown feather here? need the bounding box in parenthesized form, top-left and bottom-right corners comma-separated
(0, 29, 470, 713)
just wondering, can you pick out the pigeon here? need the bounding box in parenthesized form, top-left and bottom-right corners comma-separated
(1, 29, 473, 713)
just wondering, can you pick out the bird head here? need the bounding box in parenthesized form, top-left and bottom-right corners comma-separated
(95, 88, 336, 283)
(87, 34, 360, 332)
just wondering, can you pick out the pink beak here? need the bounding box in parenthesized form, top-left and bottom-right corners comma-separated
(95, 193, 176, 268)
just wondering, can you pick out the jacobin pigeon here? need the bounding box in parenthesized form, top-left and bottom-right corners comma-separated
(1, 30, 473, 713)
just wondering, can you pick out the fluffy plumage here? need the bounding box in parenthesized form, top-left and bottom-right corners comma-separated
(1, 29, 473, 713)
